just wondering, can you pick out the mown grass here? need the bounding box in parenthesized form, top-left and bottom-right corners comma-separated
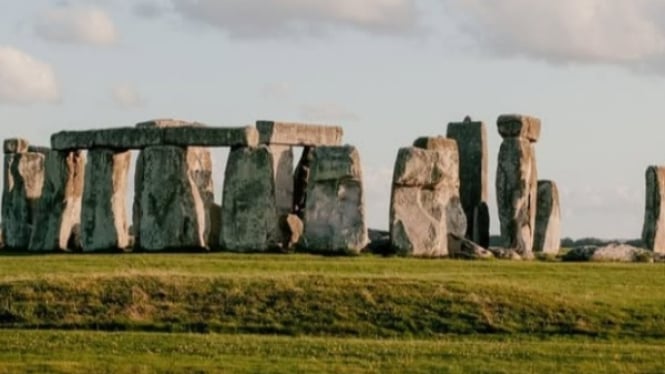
(0, 330, 664, 373)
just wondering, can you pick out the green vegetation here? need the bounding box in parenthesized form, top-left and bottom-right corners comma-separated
(0, 253, 663, 372)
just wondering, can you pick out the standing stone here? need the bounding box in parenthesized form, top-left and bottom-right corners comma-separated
(133, 120, 215, 251)
(301, 146, 368, 254)
(496, 114, 540, 256)
(81, 149, 131, 251)
(390, 144, 459, 257)
(269, 145, 294, 216)
(642, 166, 665, 254)
(293, 147, 314, 218)
(473, 201, 490, 248)
(447, 117, 489, 245)
(220, 146, 282, 252)
(2, 141, 45, 249)
(136, 146, 210, 251)
(534, 180, 561, 255)
(29, 150, 85, 251)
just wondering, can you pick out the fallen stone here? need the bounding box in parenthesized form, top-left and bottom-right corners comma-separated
(4, 138, 29, 154)
(51, 126, 259, 150)
(496, 137, 538, 256)
(301, 146, 368, 254)
(488, 247, 524, 261)
(1, 151, 45, 249)
(497, 114, 541, 142)
(448, 234, 494, 260)
(80, 149, 131, 251)
(563, 244, 653, 263)
(257, 121, 343, 146)
(642, 166, 665, 254)
(534, 180, 561, 255)
(447, 118, 489, 242)
(29, 150, 85, 251)
(220, 146, 282, 252)
(135, 146, 210, 251)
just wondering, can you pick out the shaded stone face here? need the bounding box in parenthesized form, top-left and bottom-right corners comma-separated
(301, 146, 368, 254)
(81, 149, 131, 252)
(4, 138, 29, 154)
(534, 180, 561, 255)
(30, 150, 85, 251)
(1, 151, 45, 249)
(389, 146, 465, 257)
(257, 121, 343, 146)
(447, 120, 489, 243)
(293, 147, 314, 218)
(472, 201, 490, 249)
(135, 146, 210, 251)
(496, 137, 538, 255)
(642, 166, 665, 254)
(220, 146, 282, 252)
(497, 114, 541, 142)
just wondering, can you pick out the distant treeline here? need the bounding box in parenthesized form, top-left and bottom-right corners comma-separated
(488, 236, 644, 248)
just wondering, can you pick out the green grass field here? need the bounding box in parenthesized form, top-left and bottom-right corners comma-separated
(0, 253, 664, 373)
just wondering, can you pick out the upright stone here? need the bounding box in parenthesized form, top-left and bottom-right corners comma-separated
(534, 180, 561, 255)
(390, 141, 461, 257)
(447, 117, 489, 245)
(293, 147, 314, 218)
(269, 145, 294, 215)
(134, 120, 214, 251)
(2, 139, 45, 249)
(81, 149, 131, 251)
(301, 146, 368, 254)
(473, 201, 490, 248)
(220, 146, 282, 252)
(496, 114, 540, 256)
(642, 166, 665, 254)
(29, 150, 85, 251)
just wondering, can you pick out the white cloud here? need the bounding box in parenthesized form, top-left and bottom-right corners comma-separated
(170, 0, 419, 38)
(34, 5, 118, 46)
(0, 46, 60, 105)
(300, 102, 359, 122)
(445, 0, 665, 66)
(111, 83, 145, 109)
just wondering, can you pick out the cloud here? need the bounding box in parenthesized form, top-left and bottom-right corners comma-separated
(0, 46, 60, 105)
(111, 83, 145, 109)
(169, 0, 419, 38)
(34, 5, 118, 45)
(300, 102, 359, 122)
(133, 1, 171, 19)
(444, 0, 665, 67)
(261, 82, 292, 100)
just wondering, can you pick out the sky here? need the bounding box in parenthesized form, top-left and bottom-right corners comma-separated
(2, 0, 665, 240)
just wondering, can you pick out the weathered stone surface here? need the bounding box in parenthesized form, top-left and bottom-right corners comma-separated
(4, 138, 29, 154)
(29, 150, 85, 251)
(563, 244, 653, 263)
(221, 146, 282, 252)
(473, 202, 490, 248)
(447, 119, 489, 243)
(1, 152, 45, 249)
(136, 119, 204, 128)
(135, 146, 211, 251)
(257, 121, 343, 146)
(301, 146, 368, 254)
(496, 137, 538, 256)
(497, 114, 541, 142)
(448, 234, 494, 260)
(270, 146, 294, 215)
(390, 146, 465, 257)
(51, 126, 258, 150)
(642, 166, 665, 254)
(81, 149, 131, 251)
(534, 180, 561, 255)
(488, 247, 524, 261)
(280, 214, 304, 251)
(412, 136, 454, 151)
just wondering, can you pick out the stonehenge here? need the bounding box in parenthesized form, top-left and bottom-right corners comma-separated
(496, 114, 541, 256)
(642, 166, 665, 254)
(534, 180, 561, 255)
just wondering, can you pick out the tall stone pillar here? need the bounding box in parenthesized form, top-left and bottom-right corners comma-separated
(447, 117, 489, 247)
(390, 137, 461, 257)
(642, 166, 665, 254)
(2, 139, 45, 249)
(29, 150, 85, 251)
(220, 146, 284, 252)
(301, 146, 368, 255)
(496, 114, 540, 256)
(534, 180, 561, 255)
(81, 149, 131, 251)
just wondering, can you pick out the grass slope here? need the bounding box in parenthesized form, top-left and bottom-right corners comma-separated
(0, 253, 663, 337)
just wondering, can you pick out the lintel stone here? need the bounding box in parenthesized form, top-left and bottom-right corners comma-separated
(257, 121, 343, 146)
(4, 138, 29, 154)
(497, 114, 541, 142)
